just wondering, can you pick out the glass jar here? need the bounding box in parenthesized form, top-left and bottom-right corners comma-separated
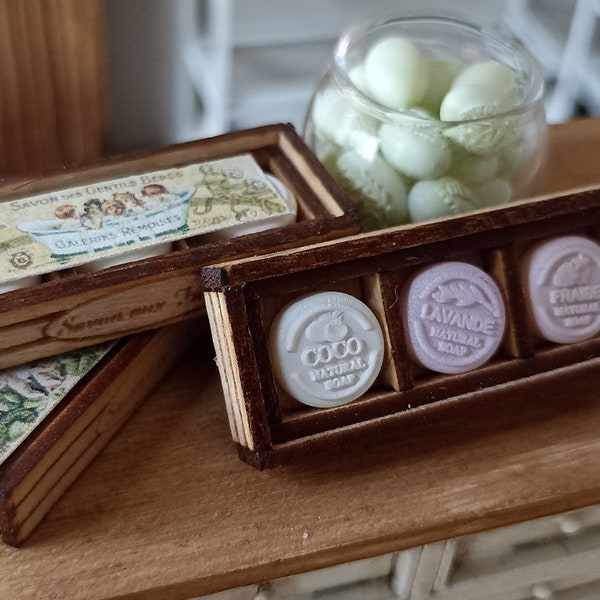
(304, 16, 547, 231)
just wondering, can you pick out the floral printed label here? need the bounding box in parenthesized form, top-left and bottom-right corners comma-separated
(0, 343, 114, 465)
(0, 154, 291, 284)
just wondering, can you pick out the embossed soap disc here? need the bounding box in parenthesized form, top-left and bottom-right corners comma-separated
(523, 236, 600, 344)
(269, 291, 384, 408)
(403, 262, 506, 374)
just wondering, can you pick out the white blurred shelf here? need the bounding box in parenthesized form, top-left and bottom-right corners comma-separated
(106, 0, 600, 149)
(503, 0, 600, 123)
(106, 0, 511, 151)
(207, 0, 505, 135)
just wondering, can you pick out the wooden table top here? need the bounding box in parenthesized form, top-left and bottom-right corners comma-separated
(1, 118, 600, 600)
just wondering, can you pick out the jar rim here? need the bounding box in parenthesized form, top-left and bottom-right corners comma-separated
(332, 15, 545, 124)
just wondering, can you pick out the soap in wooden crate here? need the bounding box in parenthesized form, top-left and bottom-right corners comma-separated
(0, 319, 201, 546)
(202, 187, 600, 469)
(0, 124, 357, 370)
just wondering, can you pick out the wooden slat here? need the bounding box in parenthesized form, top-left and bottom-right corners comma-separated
(0, 0, 106, 176)
(484, 245, 535, 358)
(205, 191, 600, 290)
(0, 320, 202, 546)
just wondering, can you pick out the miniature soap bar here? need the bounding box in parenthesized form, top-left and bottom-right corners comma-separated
(76, 243, 173, 272)
(439, 61, 517, 123)
(364, 36, 429, 110)
(379, 122, 451, 180)
(336, 150, 408, 228)
(407, 178, 477, 222)
(0, 154, 293, 284)
(0, 275, 42, 294)
(205, 174, 297, 241)
(402, 261, 506, 373)
(522, 235, 600, 344)
(268, 291, 384, 408)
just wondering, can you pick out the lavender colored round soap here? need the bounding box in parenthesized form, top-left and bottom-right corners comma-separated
(269, 291, 384, 408)
(403, 261, 506, 374)
(522, 235, 600, 344)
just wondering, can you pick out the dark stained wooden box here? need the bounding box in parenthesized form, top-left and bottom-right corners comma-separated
(202, 188, 600, 469)
(0, 319, 201, 546)
(0, 124, 357, 370)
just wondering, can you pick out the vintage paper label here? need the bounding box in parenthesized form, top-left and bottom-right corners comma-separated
(0, 342, 114, 465)
(0, 154, 291, 284)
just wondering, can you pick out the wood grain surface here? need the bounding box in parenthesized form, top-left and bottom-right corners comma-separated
(0, 119, 598, 600)
(0, 0, 106, 177)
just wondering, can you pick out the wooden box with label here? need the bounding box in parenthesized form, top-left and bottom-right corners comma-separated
(202, 187, 600, 469)
(0, 124, 357, 370)
(0, 319, 201, 546)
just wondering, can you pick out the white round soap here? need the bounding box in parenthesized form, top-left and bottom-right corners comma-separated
(364, 36, 428, 109)
(269, 291, 384, 408)
(76, 242, 173, 272)
(407, 177, 477, 223)
(402, 261, 506, 373)
(522, 236, 600, 344)
(379, 122, 451, 180)
(0, 275, 42, 294)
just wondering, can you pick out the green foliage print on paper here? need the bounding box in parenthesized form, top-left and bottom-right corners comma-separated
(0, 342, 114, 464)
(188, 163, 286, 229)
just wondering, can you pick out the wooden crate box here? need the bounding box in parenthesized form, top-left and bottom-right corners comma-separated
(0, 124, 357, 370)
(202, 188, 600, 469)
(0, 319, 201, 546)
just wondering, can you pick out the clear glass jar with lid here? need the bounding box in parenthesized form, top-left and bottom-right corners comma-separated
(303, 16, 547, 231)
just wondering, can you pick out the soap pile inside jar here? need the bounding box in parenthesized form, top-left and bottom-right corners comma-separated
(308, 33, 538, 230)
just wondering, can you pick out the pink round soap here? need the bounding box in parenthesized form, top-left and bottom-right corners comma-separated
(268, 291, 384, 408)
(522, 235, 600, 344)
(402, 261, 506, 374)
